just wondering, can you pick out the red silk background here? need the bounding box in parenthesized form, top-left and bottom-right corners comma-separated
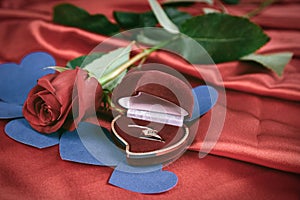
(0, 0, 299, 199)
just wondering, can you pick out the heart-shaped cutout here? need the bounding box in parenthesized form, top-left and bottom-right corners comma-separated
(0, 102, 23, 119)
(109, 161, 178, 194)
(0, 52, 55, 118)
(5, 118, 60, 149)
(187, 85, 218, 122)
(60, 122, 125, 166)
(112, 160, 163, 173)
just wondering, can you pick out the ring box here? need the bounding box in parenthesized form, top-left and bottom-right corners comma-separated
(110, 69, 194, 166)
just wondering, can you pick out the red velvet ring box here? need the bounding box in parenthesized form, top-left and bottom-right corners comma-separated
(111, 69, 194, 166)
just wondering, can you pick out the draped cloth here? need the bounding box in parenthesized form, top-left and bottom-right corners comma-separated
(0, 0, 299, 199)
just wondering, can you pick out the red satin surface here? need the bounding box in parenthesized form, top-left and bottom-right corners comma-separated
(0, 0, 299, 199)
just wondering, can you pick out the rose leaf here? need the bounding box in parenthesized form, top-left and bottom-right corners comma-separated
(102, 70, 127, 92)
(222, 0, 240, 5)
(83, 43, 132, 90)
(180, 13, 270, 63)
(162, 0, 213, 5)
(113, 7, 192, 29)
(66, 53, 105, 69)
(53, 3, 119, 36)
(163, 7, 193, 26)
(240, 52, 293, 76)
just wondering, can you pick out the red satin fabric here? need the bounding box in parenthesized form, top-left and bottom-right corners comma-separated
(0, 0, 299, 199)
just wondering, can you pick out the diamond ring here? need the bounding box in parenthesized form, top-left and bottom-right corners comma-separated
(128, 124, 164, 143)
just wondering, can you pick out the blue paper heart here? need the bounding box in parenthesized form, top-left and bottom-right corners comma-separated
(5, 118, 60, 149)
(0, 52, 55, 118)
(187, 85, 218, 122)
(109, 161, 177, 194)
(0, 102, 23, 119)
(113, 160, 163, 173)
(60, 122, 125, 166)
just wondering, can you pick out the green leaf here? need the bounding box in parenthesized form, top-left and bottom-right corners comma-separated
(162, 2, 195, 7)
(83, 44, 132, 90)
(148, 0, 180, 34)
(67, 56, 86, 69)
(53, 3, 119, 36)
(45, 66, 70, 72)
(162, 0, 213, 5)
(240, 52, 293, 76)
(180, 13, 270, 63)
(113, 7, 192, 29)
(164, 7, 193, 26)
(113, 11, 157, 29)
(113, 12, 139, 29)
(222, 0, 240, 5)
(66, 50, 128, 91)
(102, 70, 127, 91)
(66, 53, 105, 69)
(136, 29, 214, 64)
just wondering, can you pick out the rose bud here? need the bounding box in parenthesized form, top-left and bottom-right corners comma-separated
(23, 67, 102, 134)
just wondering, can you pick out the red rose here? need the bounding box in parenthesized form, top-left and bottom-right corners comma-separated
(23, 68, 103, 134)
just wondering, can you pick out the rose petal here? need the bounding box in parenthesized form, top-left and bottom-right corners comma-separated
(72, 68, 102, 126)
(24, 86, 45, 115)
(37, 74, 57, 94)
(48, 69, 79, 104)
(37, 91, 61, 113)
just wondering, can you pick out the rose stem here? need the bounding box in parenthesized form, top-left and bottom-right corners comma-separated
(244, 0, 276, 18)
(98, 35, 179, 86)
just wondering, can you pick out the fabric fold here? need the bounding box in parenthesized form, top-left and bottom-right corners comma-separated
(0, 0, 299, 175)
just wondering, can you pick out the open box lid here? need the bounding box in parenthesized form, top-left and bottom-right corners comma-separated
(118, 92, 189, 127)
(112, 69, 194, 127)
